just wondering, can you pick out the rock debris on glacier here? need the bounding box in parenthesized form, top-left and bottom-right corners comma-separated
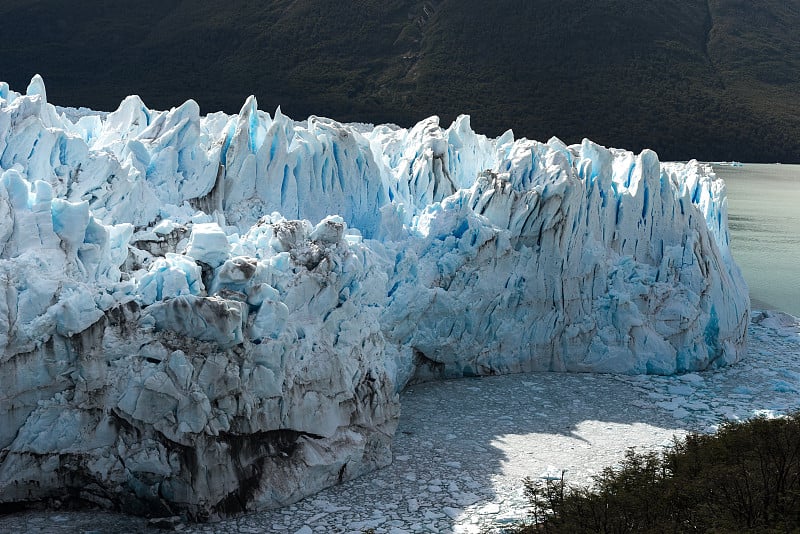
(0, 76, 748, 518)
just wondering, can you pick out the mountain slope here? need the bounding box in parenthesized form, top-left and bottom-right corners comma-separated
(1, 0, 798, 161)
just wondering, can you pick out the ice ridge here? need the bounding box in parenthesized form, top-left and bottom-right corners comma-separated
(0, 77, 749, 518)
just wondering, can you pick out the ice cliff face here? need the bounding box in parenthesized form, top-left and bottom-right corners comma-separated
(0, 77, 749, 518)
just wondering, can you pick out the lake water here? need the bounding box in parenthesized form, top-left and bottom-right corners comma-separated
(712, 163, 800, 317)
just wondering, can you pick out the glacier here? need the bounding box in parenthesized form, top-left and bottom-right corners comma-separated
(0, 76, 749, 519)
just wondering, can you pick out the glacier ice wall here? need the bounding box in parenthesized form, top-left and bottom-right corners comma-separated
(0, 77, 749, 518)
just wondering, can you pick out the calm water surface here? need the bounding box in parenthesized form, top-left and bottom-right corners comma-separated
(713, 163, 800, 316)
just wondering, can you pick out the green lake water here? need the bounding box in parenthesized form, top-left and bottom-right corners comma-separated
(713, 163, 800, 317)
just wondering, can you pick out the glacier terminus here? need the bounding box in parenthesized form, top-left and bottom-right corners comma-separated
(0, 77, 749, 519)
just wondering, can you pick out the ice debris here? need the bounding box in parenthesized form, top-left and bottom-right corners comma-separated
(0, 77, 749, 518)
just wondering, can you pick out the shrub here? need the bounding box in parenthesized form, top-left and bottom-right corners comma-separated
(515, 412, 800, 533)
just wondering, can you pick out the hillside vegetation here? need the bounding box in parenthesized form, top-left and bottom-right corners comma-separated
(516, 414, 800, 533)
(1, 0, 799, 162)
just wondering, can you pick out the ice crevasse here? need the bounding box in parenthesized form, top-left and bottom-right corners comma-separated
(0, 76, 749, 518)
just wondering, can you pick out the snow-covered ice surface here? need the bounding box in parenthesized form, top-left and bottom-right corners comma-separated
(2, 310, 798, 533)
(0, 76, 750, 518)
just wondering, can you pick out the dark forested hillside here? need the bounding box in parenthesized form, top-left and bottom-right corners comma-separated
(1, 0, 799, 162)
